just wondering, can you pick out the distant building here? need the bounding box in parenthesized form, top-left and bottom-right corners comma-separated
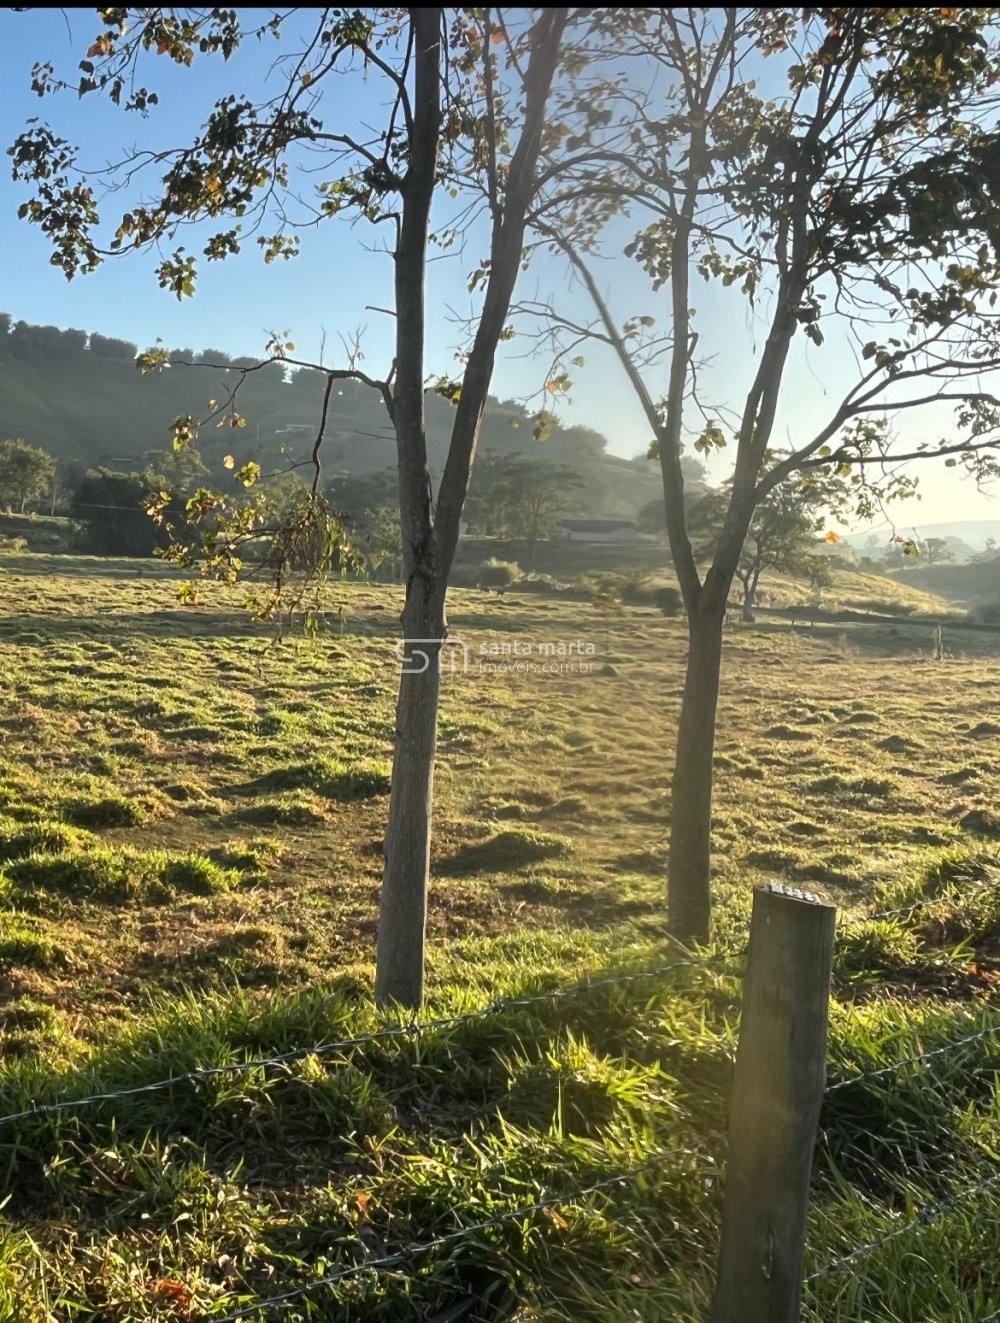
(561, 517, 637, 543)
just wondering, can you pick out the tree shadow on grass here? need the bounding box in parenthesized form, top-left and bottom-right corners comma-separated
(0, 609, 401, 646)
(0, 952, 731, 1320)
(0, 953, 728, 1189)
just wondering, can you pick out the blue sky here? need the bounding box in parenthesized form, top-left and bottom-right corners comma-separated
(1, 7, 999, 532)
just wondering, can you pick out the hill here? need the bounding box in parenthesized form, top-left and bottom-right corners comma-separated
(0, 314, 663, 520)
(888, 555, 1000, 607)
(845, 520, 1000, 557)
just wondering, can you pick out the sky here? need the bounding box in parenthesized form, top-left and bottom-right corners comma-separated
(1, 7, 999, 534)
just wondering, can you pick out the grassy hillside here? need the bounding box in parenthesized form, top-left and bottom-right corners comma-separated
(0, 320, 663, 519)
(1, 556, 1000, 1317)
(454, 539, 954, 619)
(888, 556, 1000, 607)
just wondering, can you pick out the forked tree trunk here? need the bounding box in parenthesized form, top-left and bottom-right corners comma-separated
(372, 8, 567, 1009)
(668, 604, 725, 945)
(375, 573, 444, 1008)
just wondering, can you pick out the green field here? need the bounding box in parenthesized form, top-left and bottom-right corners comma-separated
(1, 554, 1000, 1319)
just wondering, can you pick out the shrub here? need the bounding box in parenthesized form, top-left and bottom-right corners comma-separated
(620, 571, 655, 604)
(971, 600, 1000, 625)
(654, 586, 683, 617)
(511, 574, 560, 595)
(477, 557, 520, 587)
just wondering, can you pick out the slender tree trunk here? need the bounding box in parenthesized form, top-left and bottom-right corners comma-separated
(741, 579, 755, 623)
(376, 573, 444, 1007)
(375, 6, 442, 1010)
(374, 6, 566, 1008)
(668, 602, 725, 944)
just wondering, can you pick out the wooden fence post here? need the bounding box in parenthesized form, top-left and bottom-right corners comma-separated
(711, 883, 836, 1323)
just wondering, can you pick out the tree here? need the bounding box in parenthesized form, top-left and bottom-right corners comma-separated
(689, 474, 847, 621)
(922, 536, 955, 566)
(0, 439, 56, 513)
(636, 498, 667, 535)
(12, 7, 572, 1007)
(143, 447, 209, 494)
(48, 457, 86, 516)
(466, 452, 584, 564)
(327, 471, 402, 580)
(71, 469, 171, 556)
(536, 8, 1000, 941)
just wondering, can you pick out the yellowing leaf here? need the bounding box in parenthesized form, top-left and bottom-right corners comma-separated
(824, 530, 840, 544)
(153, 1278, 192, 1305)
(222, 454, 235, 469)
(490, 29, 505, 44)
(541, 1205, 569, 1230)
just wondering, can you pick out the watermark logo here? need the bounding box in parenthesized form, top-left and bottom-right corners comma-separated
(394, 636, 598, 676)
(395, 638, 469, 675)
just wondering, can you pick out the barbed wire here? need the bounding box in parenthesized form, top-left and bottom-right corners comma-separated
(825, 1018, 1000, 1095)
(805, 1166, 1000, 1283)
(840, 880, 999, 932)
(209, 1166, 643, 1322)
(0, 958, 715, 1131)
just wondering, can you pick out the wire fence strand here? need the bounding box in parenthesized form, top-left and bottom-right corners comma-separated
(806, 1167, 1000, 1283)
(825, 1018, 1000, 1095)
(209, 1166, 643, 1322)
(0, 958, 715, 1131)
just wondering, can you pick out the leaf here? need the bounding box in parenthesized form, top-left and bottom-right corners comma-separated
(541, 1205, 569, 1230)
(824, 530, 840, 543)
(222, 454, 235, 469)
(490, 29, 505, 44)
(152, 1278, 192, 1306)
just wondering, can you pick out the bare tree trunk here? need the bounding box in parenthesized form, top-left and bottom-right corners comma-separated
(373, 7, 566, 1009)
(668, 603, 725, 945)
(376, 573, 444, 1008)
(374, 6, 442, 1011)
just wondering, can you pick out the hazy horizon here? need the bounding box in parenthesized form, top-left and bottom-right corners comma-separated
(2, 8, 1000, 531)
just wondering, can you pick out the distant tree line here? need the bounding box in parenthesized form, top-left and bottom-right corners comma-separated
(0, 314, 137, 361)
(0, 314, 667, 522)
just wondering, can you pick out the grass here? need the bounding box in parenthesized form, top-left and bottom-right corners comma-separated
(0, 552, 1000, 1318)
